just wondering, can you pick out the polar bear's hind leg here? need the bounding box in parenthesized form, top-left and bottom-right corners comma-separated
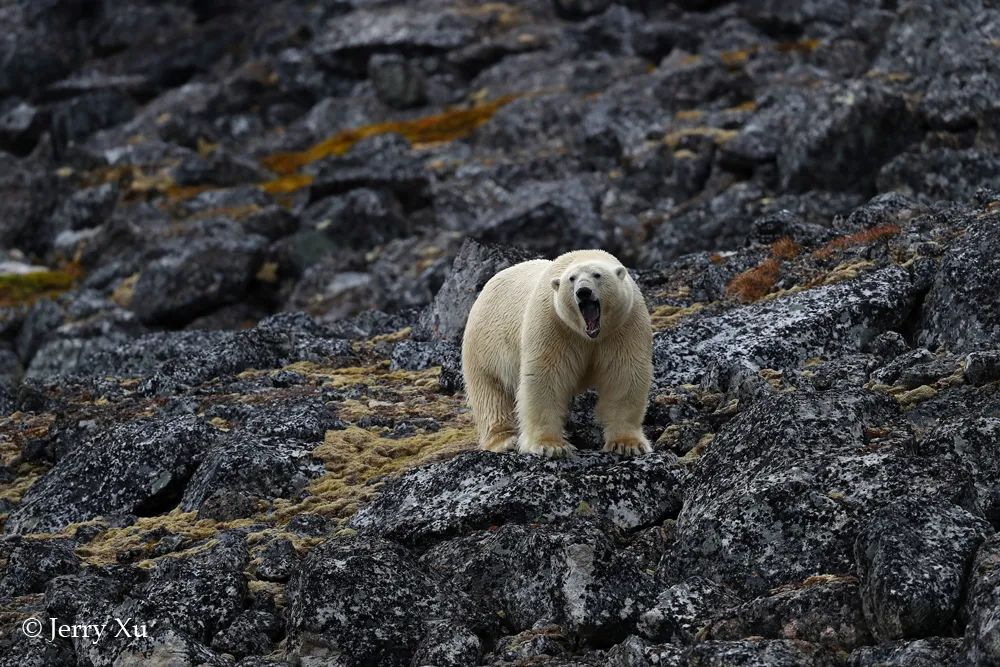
(466, 373, 518, 452)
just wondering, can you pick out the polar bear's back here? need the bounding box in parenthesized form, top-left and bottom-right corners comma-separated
(462, 258, 551, 395)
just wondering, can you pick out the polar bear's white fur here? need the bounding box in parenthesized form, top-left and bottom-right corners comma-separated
(461, 249, 653, 458)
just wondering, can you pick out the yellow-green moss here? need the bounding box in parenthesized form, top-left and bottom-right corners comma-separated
(649, 303, 704, 331)
(0, 264, 83, 307)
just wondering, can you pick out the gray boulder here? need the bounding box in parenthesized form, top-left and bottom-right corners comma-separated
(854, 498, 989, 640)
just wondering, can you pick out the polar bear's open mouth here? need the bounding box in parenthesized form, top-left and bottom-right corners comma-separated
(579, 299, 601, 338)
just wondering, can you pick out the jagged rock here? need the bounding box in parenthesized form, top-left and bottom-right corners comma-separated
(412, 238, 538, 342)
(878, 148, 1000, 203)
(725, 79, 917, 192)
(919, 210, 1000, 352)
(0, 537, 79, 597)
(5, 415, 215, 534)
(114, 536, 248, 645)
(130, 220, 267, 325)
(50, 90, 136, 156)
(254, 538, 298, 582)
(705, 576, 871, 651)
(48, 183, 119, 234)
(962, 534, 1000, 665)
(686, 638, 837, 666)
(421, 518, 654, 640)
(180, 434, 326, 520)
(855, 499, 989, 641)
(351, 450, 683, 546)
(286, 536, 472, 667)
(965, 350, 1000, 386)
(311, 5, 478, 65)
(210, 608, 283, 659)
(849, 637, 964, 667)
(918, 417, 1000, 527)
(0, 100, 45, 155)
(301, 187, 410, 253)
(307, 133, 429, 204)
(653, 265, 920, 388)
(605, 635, 685, 667)
(669, 390, 977, 597)
(411, 619, 482, 667)
(472, 177, 609, 255)
(0, 153, 59, 251)
(368, 53, 427, 109)
(637, 576, 741, 644)
(488, 625, 572, 663)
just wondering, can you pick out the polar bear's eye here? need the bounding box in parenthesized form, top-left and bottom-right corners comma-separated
(593, 273, 601, 279)
(569, 275, 577, 282)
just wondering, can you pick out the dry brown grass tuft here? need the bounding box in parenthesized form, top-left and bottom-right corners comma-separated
(727, 257, 782, 302)
(770, 236, 801, 260)
(813, 224, 901, 260)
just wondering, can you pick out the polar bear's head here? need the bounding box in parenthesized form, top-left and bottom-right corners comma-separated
(551, 260, 634, 340)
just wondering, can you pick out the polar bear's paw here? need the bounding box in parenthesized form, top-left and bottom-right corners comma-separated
(603, 431, 652, 456)
(482, 430, 518, 453)
(518, 433, 576, 458)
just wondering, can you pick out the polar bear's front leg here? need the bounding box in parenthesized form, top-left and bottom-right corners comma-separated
(595, 341, 652, 457)
(515, 349, 579, 458)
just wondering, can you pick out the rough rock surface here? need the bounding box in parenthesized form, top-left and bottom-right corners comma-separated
(854, 498, 989, 640)
(2, 1, 1000, 665)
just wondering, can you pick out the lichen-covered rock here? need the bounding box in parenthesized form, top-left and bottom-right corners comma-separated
(637, 576, 741, 644)
(919, 211, 1000, 352)
(0, 537, 79, 597)
(669, 390, 977, 597)
(725, 79, 917, 192)
(5, 415, 215, 534)
(210, 608, 283, 659)
(412, 238, 538, 342)
(487, 625, 572, 663)
(178, 398, 336, 519)
(472, 177, 610, 255)
(420, 518, 654, 640)
(286, 536, 471, 667)
(653, 266, 920, 387)
(962, 534, 1000, 666)
(115, 536, 248, 645)
(705, 576, 871, 651)
(854, 498, 989, 640)
(965, 350, 1000, 386)
(253, 538, 298, 582)
(350, 450, 683, 546)
(878, 148, 1000, 203)
(686, 638, 837, 666)
(604, 635, 685, 667)
(110, 312, 352, 393)
(410, 619, 482, 667)
(130, 220, 267, 325)
(848, 637, 964, 667)
(917, 417, 1000, 527)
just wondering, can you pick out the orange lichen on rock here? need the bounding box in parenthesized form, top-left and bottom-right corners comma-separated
(260, 95, 518, 177)
(813, 224, 901, 260)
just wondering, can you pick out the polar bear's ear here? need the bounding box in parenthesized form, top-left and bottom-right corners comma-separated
(615, 267, 627, 280)
(551, 278, 561, 291)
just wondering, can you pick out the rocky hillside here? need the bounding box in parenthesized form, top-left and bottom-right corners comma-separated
(1, 0, 999, 665)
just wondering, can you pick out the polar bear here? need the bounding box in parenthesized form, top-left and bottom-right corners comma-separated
(461, 249, 653, 458)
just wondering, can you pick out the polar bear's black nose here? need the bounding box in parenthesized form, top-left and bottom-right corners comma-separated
(576, 286, 593, 300)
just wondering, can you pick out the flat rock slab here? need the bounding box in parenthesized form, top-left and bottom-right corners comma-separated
(350, 449, 683, 547)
